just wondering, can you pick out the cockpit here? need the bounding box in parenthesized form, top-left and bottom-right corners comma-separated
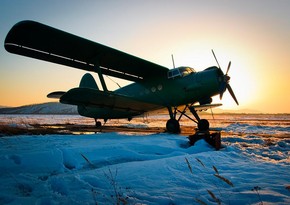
(167, 66, 196, 79)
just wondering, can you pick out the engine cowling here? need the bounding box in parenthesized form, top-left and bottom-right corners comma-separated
(198, 97, 212, 105)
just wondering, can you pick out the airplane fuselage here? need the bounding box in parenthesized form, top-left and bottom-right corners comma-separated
(116, 66, 220, 106)
(78, 66, 222, 120)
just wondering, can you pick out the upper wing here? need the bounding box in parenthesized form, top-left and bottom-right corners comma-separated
(5, 20, 169, 82)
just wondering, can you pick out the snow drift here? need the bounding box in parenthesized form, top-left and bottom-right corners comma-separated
(0, 114, 289, 204)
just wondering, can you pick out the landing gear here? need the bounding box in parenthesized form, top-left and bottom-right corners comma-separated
(166, 105, 210, 133)
(166, 107, 181, 134)
(166, 105, 221, 149)
(166, 119, 180, 134)
(198, 119, 209, 131)
(94, 119, 102, 128)
(94, 118, 108, 128)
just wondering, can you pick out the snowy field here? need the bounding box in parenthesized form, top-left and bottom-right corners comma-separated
(0, 114, 289, 204)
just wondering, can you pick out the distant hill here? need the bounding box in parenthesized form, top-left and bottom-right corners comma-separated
(0, 102, 78, 114)
(0, 106, 9, 109)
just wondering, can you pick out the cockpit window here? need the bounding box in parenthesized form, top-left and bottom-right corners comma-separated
(180, 67, 195, 77)
(168, 67, 195, 79)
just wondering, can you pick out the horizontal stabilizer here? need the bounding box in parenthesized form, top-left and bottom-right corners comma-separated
(47, 91, 66, 99)
(190, 103, 222, 112)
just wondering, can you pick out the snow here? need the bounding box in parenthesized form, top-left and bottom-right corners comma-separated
(0, 115, 289, 204)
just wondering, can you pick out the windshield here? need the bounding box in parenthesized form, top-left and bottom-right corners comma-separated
(179, 67, 195, 77)
(168, 67, 195, 79)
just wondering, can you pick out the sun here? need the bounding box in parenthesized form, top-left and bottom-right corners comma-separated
(192, 48, 261, 111)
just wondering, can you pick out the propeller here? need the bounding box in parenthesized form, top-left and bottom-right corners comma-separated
(211, 49, 239, 105)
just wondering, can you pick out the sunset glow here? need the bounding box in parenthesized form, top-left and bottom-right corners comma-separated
(0, 0, 289, 113)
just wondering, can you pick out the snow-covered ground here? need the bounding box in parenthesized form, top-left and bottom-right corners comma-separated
(0, 114, 289, 204)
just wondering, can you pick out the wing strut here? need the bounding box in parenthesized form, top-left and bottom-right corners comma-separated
(94, 61, 108, 92)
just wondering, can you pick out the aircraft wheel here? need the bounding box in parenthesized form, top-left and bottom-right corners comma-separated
(166, 119, 181, 134)
(95, 121, 102, 128)
(198, 119, 209, 131)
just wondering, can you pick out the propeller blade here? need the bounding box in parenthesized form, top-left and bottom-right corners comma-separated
(220, 92, 224, 100)
(226, 61, 231, 75)
(219, 83, 226, 99)
(226, 84, 239, 105)
(211, 49, 221, 69)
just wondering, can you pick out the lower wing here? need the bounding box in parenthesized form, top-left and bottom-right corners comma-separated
(190, 103, 222, 112)
(48, 88, 163, 116)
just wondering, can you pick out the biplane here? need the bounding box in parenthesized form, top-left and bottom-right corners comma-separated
(5, 20, 238, 133)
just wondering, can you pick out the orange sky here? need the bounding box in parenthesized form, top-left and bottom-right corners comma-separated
(0, 0, 289, 113)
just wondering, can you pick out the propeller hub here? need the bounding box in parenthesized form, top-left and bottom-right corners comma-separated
(224, 75, 230, 82)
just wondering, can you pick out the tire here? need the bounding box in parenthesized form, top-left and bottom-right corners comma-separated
(198, 119, 209, 131)
(166, 119, 181, 133)
(95, 121, 102, 128)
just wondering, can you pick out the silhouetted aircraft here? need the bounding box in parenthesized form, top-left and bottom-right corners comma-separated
(5, 21, 238, 133)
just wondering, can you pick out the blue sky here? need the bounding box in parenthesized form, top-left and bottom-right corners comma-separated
(0, 0, 289, 113)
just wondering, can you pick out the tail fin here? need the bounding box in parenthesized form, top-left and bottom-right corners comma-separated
(78, 73, 98, 116)
(79, 73, 99, 90)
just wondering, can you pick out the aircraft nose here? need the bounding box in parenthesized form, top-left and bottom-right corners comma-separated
(211, 50, 239, 105)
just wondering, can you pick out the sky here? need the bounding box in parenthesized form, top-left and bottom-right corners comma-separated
(0, 0, 289, 113)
